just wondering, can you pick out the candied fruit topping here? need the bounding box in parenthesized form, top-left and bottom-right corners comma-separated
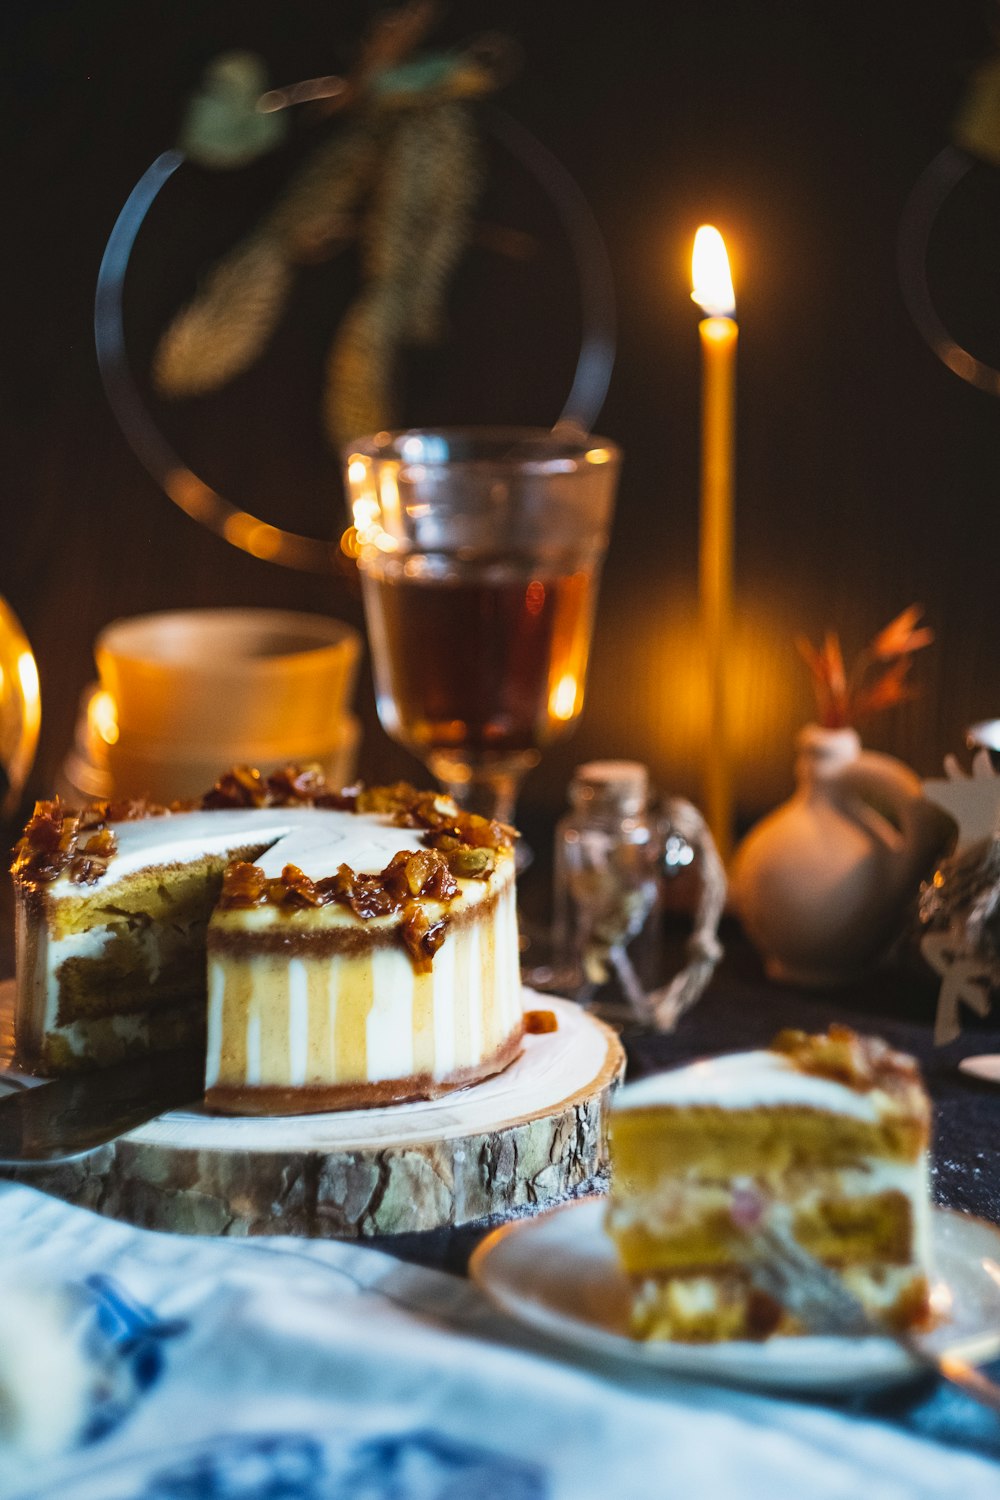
(68, 854, 110, 885)
(447, 847, 495, 879)
(265, 764, 359, 809)
(11, 798, 119, 886)
(79, 796, 170, 826)
(770, 1024, 922, 1094)
(524, 1009, 558, 1034)
(202, 765, 269, 809)
(22, 800, 72, 854)
(277, 863, 325, 908)
(79, 828, 116, 858)
(334, 867, 399, 921)
(401, 902, 450, 972)
(220, 862, 268, 907)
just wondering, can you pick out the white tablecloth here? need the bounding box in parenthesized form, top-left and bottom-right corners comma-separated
(0, 1181, 997, 1500)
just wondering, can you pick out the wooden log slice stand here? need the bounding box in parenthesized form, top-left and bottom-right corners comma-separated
(0, 987, 624, 1241)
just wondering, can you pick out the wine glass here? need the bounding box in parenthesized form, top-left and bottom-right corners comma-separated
(342, 428, 620, 831)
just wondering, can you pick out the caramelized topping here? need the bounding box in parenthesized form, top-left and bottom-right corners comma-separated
(401, 903, 450, 972)
(203, 763, 358, 811)
(219, 861, 268, 907)
(201, 765, 270, 808)
(218, 846, 464, 929)
(524, 1009, 558, 1034)
(12, 800, 120, 887)
(79, 797, 171, 826)
(12, 793, 175, 886)
(770, 1024, 923, 1096)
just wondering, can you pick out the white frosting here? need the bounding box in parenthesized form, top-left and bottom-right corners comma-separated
(205, 964, 224, 1085)
(42, 916, 203, 1051)
(614, 1051, 889, 1123)
(465, 922, 483, 1063)
(287, 958, 309, 1084)
(253, 811, 430, 882)
(609, 1159, 929, 1239)
(48, 925, 115, 966)
(495, 885, 520, 1038)
(44, 806, 440, 900)
(431, 930, 457, 1076)
(366, 954, 415, 1080)
(204, 880, 522, 1090)
(910, 1152, 934, 1266)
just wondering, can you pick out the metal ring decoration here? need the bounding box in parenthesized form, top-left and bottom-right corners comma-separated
(94, 111, 617, 574)
(897, 145, 1000, 398)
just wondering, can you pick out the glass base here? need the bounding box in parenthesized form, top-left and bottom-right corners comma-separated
(426, 748, 539, 828)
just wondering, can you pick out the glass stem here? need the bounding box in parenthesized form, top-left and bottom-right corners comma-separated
(426, 749, 538, 873)
(427, 756, 524, 827)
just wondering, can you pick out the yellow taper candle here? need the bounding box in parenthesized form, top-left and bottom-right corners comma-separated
(691, 225, 737, 863)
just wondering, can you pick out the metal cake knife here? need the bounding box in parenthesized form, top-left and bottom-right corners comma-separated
(0, 1049, 204, 1167)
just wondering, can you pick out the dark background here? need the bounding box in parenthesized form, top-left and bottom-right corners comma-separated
(3, 0, 1000, 843)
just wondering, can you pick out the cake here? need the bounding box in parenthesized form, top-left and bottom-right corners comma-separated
(12, 768, 523, 1113)
(605, 1026, 934, 1341)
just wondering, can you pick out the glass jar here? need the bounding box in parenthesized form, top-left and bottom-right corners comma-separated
(552, 760, 664, 1020)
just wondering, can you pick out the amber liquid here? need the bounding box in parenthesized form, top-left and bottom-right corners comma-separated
(362, 563, 596, 760)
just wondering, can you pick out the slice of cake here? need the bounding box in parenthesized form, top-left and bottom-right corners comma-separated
(12, 769, 523, 1114)
(605, 1026, 933, 1341)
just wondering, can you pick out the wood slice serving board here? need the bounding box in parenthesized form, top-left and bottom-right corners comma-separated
(0, 985, 624, 1239)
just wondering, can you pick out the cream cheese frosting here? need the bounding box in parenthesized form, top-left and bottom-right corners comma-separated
(41, 805, 434, 900)
(613, 1050, 891, 1122)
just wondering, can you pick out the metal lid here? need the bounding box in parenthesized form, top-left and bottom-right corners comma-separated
(569, 760, 649, 813)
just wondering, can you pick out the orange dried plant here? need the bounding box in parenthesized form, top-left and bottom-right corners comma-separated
(796, 605, 933, 729)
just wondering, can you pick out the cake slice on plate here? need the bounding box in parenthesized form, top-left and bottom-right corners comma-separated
(605, 1026, 934, 1340)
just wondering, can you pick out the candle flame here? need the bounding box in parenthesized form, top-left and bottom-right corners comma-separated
(549, 673, 580, 722)
(88, 689, 119, 746)
(691, 225, 735, 318)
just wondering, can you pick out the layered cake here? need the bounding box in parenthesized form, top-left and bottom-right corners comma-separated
(606, 1026, 934, 1341)
(12, 769, 523, 1113)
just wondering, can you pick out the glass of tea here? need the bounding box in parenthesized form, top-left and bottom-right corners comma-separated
(342, 428, 620, 827)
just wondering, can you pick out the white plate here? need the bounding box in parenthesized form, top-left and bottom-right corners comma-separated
(958, 1054, 1000, 1085)
(470, 1199, 1000, 1395)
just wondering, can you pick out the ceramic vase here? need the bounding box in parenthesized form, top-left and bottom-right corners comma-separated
(730, 724, 956, 986)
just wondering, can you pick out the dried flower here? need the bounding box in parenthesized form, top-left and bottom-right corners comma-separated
(869, 604, 935, 662)
(796, 605, 933, 729)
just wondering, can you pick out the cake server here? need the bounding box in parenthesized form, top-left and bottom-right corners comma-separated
(0, 1048, 204, 1166)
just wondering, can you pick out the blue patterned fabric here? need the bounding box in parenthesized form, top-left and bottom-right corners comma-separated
(80, 1275, 187, 1443)
(0, 1181, 997, 1500)
(137, 1431, 546, 1500)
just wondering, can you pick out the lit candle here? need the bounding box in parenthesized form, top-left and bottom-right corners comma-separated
(691, 225, 737, 864)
